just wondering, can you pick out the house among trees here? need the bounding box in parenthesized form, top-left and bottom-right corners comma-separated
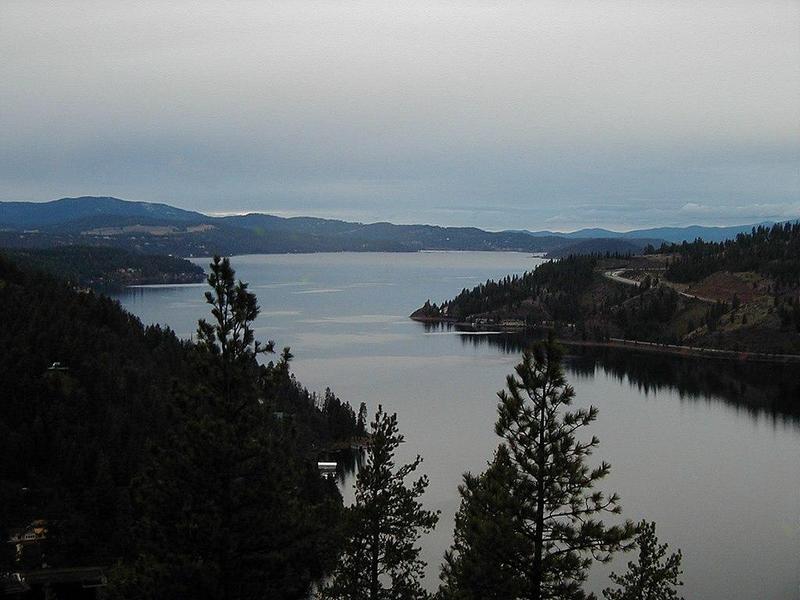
(5, 521, 108, 598)
(317, 461, 338, 478)
(7, 520, 47, 565)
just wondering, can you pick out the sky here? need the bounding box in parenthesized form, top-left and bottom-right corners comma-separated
(1, 1, 799, 231)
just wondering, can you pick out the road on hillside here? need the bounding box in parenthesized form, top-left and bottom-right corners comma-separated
(603, 269, 715, 303)
(604, 269, 640, 287)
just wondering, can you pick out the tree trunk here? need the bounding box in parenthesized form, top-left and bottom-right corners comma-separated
(531, 398, 547, 600)
(370, 515, 380, 600)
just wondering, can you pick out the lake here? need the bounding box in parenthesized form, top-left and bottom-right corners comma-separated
(115, 251, 800, 600)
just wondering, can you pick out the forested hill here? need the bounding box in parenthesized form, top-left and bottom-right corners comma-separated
(412, 224, 800, 354)
(4, 196, 785, 258)
(0, 254, 365, 597)
(0, 197, 585, 255)
(418, 255, 600, 325)
(0, 195, 679, 256)
(2, 246, 205, 289)
(657, 222, 800, 285)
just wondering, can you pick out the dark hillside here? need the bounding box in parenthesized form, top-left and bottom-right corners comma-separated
(435, 255, 599, 324)
(0, 253, 363, 596)
(2, 246, 205, 289)
(0, 252, 196, 566)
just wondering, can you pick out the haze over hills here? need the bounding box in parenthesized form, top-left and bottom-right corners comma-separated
(0, 196, 788, 257)
(525, 223, 777, 243)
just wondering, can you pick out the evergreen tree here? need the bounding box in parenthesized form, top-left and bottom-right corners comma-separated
(196, 255, 274, 408)
(439, 445, 527, 600)
(119, 256, 339, 600)
(321, 406, 439, 600)
(357, 402, 369, 436)
(603, 521, 684, 600)
(440, 336, 635, 600)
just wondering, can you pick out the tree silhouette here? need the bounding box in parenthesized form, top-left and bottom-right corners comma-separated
(441, 336, 635, 600)
(321, 406, 438, 600)
(125, 256, 337, 600)
(603, 521, 684, 600)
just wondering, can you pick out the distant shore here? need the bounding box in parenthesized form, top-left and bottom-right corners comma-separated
(410, 316, 800, 364)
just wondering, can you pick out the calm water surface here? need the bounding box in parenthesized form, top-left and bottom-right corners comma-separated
(115, 252, 800, 600)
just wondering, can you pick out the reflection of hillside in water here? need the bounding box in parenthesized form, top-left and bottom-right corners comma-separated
(421, 323, 800, 420)
(320, 448, 365, 483)
(566, 348, 799, 421)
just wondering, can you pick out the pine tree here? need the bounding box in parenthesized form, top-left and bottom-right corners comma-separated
(440, 336, 635, 600)
(195, 255, 274, 409)
(602, 521, 684, 600)
(121, 256, 338, 600)
(439, 445, 527, 600)
(357, 402, 369, 436)
(321, 406, 439, 600)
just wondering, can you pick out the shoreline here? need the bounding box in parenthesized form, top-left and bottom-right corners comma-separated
(409, 317, 800, 364)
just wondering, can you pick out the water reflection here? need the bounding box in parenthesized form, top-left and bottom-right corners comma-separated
(319, 447, 366, 484)
(419, 323, 800, 420)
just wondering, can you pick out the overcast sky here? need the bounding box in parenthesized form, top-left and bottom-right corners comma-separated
(1, 1, 798, 231)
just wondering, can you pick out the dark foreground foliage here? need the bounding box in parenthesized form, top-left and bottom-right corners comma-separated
(0, 253, 362, 598)
(320, 407, 438, 600)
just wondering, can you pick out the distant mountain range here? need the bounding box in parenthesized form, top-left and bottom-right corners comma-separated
(0, 196, 786, 257)
(525, 223, 775, 244)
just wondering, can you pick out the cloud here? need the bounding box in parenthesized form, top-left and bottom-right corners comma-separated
(679, 203, 713, 215)
(679, 202, 800, 221)
(0, 1, 798, 230)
